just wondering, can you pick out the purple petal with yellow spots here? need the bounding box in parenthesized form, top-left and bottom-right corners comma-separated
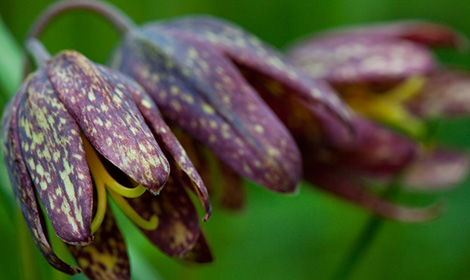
(408, 69, 470, 117)
(155, 16, 352, 127)
(127, 176, 200, 257)
(314, 21, 466, 49)
(108, 70, 211, 220)
(111, 27, 301, 193)
(305, 167, 444, 222)
(1, 83, 80, 274)
(45, 51, 169, 194)
(183, 232, 213, 263)
(404, 148, 469, 191)
(288, 34, 436, 85)
(68, 206, 130, 280)
(298, 107, 416, 174)
(18, 70, 92, 245)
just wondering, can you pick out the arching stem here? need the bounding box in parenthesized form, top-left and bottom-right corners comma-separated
(25, 38, 51, 67)
(27, 0, 135, 39)
(23, 0, 136, 77)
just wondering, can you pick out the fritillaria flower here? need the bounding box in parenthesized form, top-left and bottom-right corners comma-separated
(144, 18, 469, 220)
(2, 43, 212, 279)
(288, 20, 470, 138)
(281, 21, 470, 220)
(109, 16, 353, 207)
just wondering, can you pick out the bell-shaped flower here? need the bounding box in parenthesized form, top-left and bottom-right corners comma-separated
(282, 21, 470, 220)
(288, 20, 470, 138)
(109, 15, 353, 207)
(2, 48, 212, 280)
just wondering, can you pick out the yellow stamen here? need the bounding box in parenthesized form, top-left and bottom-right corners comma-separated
(108, 190, 159, 230)
(342, 75, 427, 139)
(90, 179, 107, 233)
(82, 136, 158, 233)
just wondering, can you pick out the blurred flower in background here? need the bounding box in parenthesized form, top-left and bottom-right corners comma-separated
(283, 21, 470, 219)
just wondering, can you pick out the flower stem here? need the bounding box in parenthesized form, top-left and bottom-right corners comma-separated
(23, 0, 137, 77)
(25, 38, 51, 67)
(27, 0, 136, 39)
(17, 209, 39, 280)
(332, 175, 403, 280)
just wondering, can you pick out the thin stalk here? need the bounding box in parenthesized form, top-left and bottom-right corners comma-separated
(23, 0, 137, 77)
(27, 0, 135, 39)
(17, 209, 39, 280)
(332, 175, 403, 280)
(25, 38, 51, 67)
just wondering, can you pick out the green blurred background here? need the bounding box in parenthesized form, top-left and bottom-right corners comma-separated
(1, 0, 470, 279)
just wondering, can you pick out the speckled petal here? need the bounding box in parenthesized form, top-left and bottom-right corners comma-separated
(18, 70, 92, 245)
(155, 16, 352, 127)
(1, 82, 80, 274)
(321, 116, 417, 173)
(408, 69, 470, 117)
(127, 176, 200, 257)
(183, 232, 213, 263)
(316, 21, 466, 49)
(111, 28, 301, 193)
(404, 148, 469, 191)
(68, 206, 130, 280)
(107, 70, 211, 220)
(306, 167, 443, 222)
(288, 35, 436, 85)
(46, 51, 169, 194)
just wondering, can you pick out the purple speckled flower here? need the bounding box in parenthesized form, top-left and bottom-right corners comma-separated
(283, 21, 470, 220)
(2, 50, 212, 280)
(109, 16, 354, 208)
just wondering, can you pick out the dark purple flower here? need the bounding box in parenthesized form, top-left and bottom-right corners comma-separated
(2, 50, 212, 279)
(282, 21, 470, 220)
(288, 20, 470, 136)
(109, 16, 353, 207)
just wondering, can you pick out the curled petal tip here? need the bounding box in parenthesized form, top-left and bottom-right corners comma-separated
(384, 200, 446, 223)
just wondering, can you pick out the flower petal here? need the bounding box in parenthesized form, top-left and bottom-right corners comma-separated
(316, 21, 466, 49)
(156, 16, 352, 128)
(288, 34, 436, 85)
(1, 82, 80, 274)
(306, 167, 444, 222)
(18, 70, 92, 245)
(408, 69, 470, 117)
(111, 28, 301, 193)
(109, 71, 212, 220)
(46, 51, 169, 194)
(298, 108, 417, 174)
(404, 147, 469, 191)
(127, 175, 200, 257)
(68, 206, 130, 280)
(183, 232, 213, 263)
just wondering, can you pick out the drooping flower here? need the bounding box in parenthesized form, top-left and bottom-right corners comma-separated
(288, 20, 470, 138)
(2, 48, 212, 279)
(281, 21, 470, 219)
(109, 15, 353, 207)
(142, 17, 469, 220)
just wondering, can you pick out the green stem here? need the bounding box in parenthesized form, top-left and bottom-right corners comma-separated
(332, 175, 403, 280)
(23, 0, 137, 77)
(17, 209, 39, 280)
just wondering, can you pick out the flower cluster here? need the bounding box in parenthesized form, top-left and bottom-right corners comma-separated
(1, 1, 469, 279)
